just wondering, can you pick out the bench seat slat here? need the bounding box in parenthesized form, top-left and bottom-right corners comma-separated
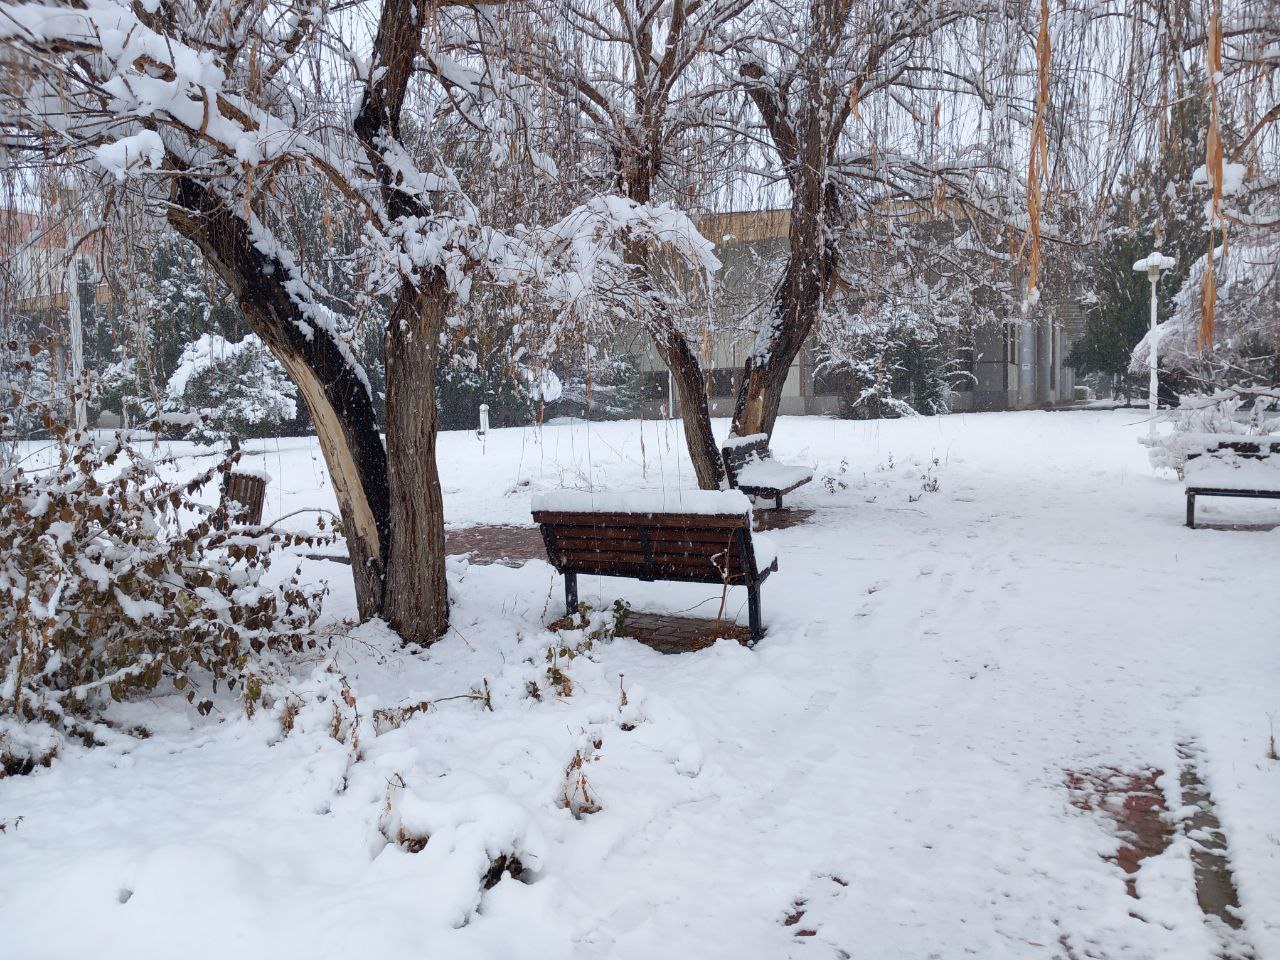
(553, 540, 745, 559)
(554, 544, 751, 571)
(1186, 486, 1280, 497)
(555, 556, 751, 579)
(556, 562, 755, 585)
(555, 565, 759, 587)
(549, 527, 743, 548)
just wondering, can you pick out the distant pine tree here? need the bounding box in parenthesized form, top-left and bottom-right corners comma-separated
(1068, 76, 1211, 400)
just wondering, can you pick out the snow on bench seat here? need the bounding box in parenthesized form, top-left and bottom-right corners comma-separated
(734, 459, 814, 491)
(1184, 455, 1280, 493)
(530, 488, 752, 517)
(1178, 433, 1280, 458)
(750, 531, 778, 571)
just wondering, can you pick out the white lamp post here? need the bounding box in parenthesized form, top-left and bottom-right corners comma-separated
(1132, 251, 1175, 434)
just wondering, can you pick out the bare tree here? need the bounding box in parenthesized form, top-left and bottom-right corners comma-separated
(722, 0, 1041, 438)
(0, 0, 518, 643)
(475, 0, 750, 488)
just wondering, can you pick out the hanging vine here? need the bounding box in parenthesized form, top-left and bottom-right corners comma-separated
(1025, 0, 1051, 307)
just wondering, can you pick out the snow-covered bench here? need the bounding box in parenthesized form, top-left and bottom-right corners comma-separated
(531, 489, 778, 643)
(721, 434, 813, 510)
(1183, 438, 1280, 528)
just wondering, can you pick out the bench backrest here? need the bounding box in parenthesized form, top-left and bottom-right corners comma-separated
(532, 509, 764, 586)
(721, 434, 770, 486)
(223, 471, 267, 525)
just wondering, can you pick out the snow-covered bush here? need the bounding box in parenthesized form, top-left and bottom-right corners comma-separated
(165, 334, 298, 443)
(820, 323, 964, 420)
(0, 338, 59, 436)
(1144, 386, 1280, 474)
(551, 355, 652, 421)
(0, 407, 326, 748)
(1131, 240, 1279, 390)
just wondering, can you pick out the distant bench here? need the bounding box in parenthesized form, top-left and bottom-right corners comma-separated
(721, 434, 813, 509)
(1182, 435, 1280, 528)
(532, 490, 778, 643)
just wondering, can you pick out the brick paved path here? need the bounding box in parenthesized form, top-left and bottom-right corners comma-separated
(445, 524, 545, 565)
(618, 612, 753, 654)
(751, 508, 815, 531)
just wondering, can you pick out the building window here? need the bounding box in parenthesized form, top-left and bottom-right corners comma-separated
(1049, 327, 1057, 390)
(707, 369, 738, 398)
(640, 370, 669, 402)
(812, 366, 852, 397)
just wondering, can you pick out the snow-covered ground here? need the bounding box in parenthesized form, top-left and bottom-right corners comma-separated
(2, 410, 1278, 960)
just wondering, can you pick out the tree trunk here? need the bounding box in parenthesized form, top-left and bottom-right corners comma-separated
(348, 0, 453, 643)
(380, 274, 451, 642)
(167, 177, 390, 620)
(653, 327, 725, 489)
(620, 214, 724, 489)
(730, 201, 836, 440)
(734, 9, 843, 441)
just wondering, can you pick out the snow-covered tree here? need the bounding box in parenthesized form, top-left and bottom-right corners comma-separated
(476, 0, 747, 487)
(165, 333, 299, 442)
(1125, 0, 1279, 392)
(717, 0, 1053, 439)
(1070, 86, 1214, 398)
(0, 0, 559, 643)
(1132, 233, 1279, 388)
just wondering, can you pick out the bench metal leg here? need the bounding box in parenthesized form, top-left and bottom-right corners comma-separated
(1186, 492, 1196, 529)
(774, 493, 783, 510)
(564, 572, 578, 616)
(747, 584, 762, 644)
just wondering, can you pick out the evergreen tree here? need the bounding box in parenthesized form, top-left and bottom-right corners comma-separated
(165, 334, 299, 443)
(1068, 78, 1211, 399)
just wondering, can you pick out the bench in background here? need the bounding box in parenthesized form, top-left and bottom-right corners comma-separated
(1182, 436, 1280, 528)
(721, 434, 813, 510)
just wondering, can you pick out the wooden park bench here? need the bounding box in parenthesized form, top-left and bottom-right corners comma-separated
(721, 434, 813, 509)
(1182, 435, 1280, 528)
(223, 469, 269, 525)
(531, 489, 778, 643)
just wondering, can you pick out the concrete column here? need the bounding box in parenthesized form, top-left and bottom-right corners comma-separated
(1017, 322, 1035, 408)
(1037, 321, 1052, 405)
